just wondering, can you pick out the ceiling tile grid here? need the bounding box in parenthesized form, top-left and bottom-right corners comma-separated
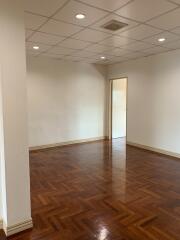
(119, 24, 162, 40)
(70, 50, 99, 58)
(121, 41, 155, 51)
(53, 0, 109, 26)
(24, 0, 180, 65)
(39, 19, 83, 37)
(162, 39, 180, 49)
(25, 12, 48, 30)
(143, 31, 180, 45)
(25, 29, 34, 39)
(90, 13, 138, 34)
(58, 38, 91, 49)
(148, 8, 180, 31)
(115, 0, 177, 22)
(99, 35, 136, 47)
(41, 53, 65, 59)
(26, 42, 52, 52)
(28, 32, 66, 45)
(84, 43, 114, 53)
(47, 46, 77, 55)
(24, 0, 69, 17)
(73, 28, 112, 42)
(75, 0, 133, 12)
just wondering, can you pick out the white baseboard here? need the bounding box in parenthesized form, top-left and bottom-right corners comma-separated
(3, 219, 33, 236)
(127, 141, 180, 159)
(0, 219, 3, 229)
(29, 136, 108, 151)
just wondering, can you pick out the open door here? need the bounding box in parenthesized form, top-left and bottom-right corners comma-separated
(111, 78, 127, 139)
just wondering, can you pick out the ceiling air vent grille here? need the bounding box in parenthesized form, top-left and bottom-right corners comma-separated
(102, 20, 128, 31)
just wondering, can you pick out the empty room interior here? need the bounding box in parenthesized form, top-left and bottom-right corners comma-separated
(1, 0, 180, 239)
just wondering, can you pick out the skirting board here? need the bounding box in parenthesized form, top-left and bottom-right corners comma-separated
(3, 219, 33, 236)
(127, 141, 180, 159)
(29, 136, 108, 151)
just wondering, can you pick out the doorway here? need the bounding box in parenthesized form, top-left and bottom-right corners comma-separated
(109, 78, 127, 139)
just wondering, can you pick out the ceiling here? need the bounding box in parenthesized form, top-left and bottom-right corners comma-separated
(25, 0, 180, 65)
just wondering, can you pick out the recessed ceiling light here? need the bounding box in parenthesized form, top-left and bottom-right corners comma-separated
(76, 13, 86, 19)
(100, 56, 106, 60)
(33, 46, 39, 50)
(158, 38, 166, 42)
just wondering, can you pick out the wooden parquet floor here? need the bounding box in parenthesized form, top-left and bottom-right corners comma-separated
(1, 138, 180, 239)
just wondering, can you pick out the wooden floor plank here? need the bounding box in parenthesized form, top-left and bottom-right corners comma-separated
(1, 138, 180, 239)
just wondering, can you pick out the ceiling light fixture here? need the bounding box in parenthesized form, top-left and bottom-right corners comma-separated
(100, 56, 106, 60)
(158, 38, 166, 42)
(76, 13, 86, 19)
(33, 45, 39, 50)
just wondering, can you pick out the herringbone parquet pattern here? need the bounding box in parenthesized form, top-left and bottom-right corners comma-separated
(1, 138, 180, 239)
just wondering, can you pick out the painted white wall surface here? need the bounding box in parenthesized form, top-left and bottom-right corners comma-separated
(108, 49, 180, 154)
(27, 56, 107, 147)
(112, 78, 127, 138)
(0, 171, 1, 221)
(0, 0, 31, 229)
(0, 66, 4, 224)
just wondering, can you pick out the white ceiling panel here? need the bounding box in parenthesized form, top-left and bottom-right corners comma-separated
(116, 0, 176, 22)
(123, 51, 148, 58)
(54, 0, 108, 27)
(91, 13, 138, 34)
(98, 59, 111, 64)
(71, 50, 97, 57)
(148, 8, 180, 30)
(143, 32, 180, 45)
(99, 35, 136, 47)
(25, 0, 180, 64)
(58, 38, 91, 49)
(29, 32, 65, 45)
(124, 41, 154, 51)
(64, 56, 87, 61)
(76, 0, 132, 12)
(117, 56, 130, 62)
(85, 44, 114, 53)
(27, 50, 40, 56)
(47, 46, 77, 55)
(104, 48, 132, 56)
(25, 0, 68, 17)
(171, 26, 180, 34)
(120, 24, 162, 40)
(73, 29, 111, 42)
(25, 13, 48, 30)
(142, 46, 170, 54)
(110, 56, 129, 62)
(41, 53, 65, 59)
(163, 40, 180, 49)
(26, 42, 52, 52)
(39, 19, 83, 37)
(84, 58, 101, 63)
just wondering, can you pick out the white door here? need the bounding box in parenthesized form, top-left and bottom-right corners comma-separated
(112, 78, 127, 139)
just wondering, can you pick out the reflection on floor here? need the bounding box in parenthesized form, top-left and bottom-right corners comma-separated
(1, 138, 180, 239)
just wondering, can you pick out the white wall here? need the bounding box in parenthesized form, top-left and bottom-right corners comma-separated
(108, 49, 180, 155)
(0, 0, 31, 231)
(27, 56, 107, 148)
(0, 65, 4, 223)
(0, 175, 1, 221)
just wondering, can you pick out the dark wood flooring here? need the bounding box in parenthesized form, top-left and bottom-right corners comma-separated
(1, 138, 180, 239)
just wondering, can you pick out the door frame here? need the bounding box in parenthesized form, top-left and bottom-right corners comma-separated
(108, 77, 128, 140)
